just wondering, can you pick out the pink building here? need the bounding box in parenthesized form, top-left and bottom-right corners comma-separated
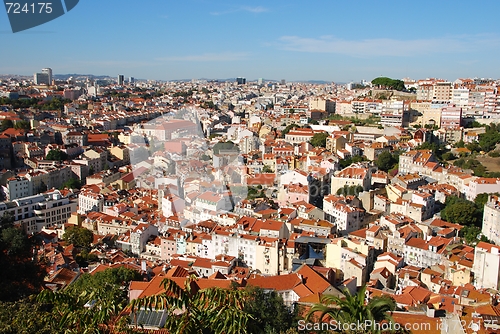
(440, 105, 462, 129)
(277, 183, 309, 206)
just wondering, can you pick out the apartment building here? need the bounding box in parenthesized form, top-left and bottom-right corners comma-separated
(403, 236, 454, 268)
(473, 242, 500, 290)
(432, 82, 452, 102)
(331, 166, 371, 195)
(398, 150, 437, 175)
(323, 195, 365, 235)
(325, 238, 375, 286)
(0, 189, 77, 234)
(481, 195, 500, 245)
(2, 176, 33, 200)
(466, 177, 500, 201)
(440, 105, 462, 129)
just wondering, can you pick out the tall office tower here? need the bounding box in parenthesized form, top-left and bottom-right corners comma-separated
(281, 79, 286, 85)
(257, 78, 263, 85)
(42, 68, 52, 85)
(118, 74, 124, 85)
(236, 77, 246, 85)
(34, 72, 49, 85)
(129, 77, 134, 84)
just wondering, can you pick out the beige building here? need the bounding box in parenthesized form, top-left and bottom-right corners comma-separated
(421, 106, 442, 128)
(309, 97, 335, 114)
(110, 145, 130, 165)
(83, 148, 108, 172)
(432, 82, 452, 102)
(331, 166, 371, 195)
(325, 237, 374, 286)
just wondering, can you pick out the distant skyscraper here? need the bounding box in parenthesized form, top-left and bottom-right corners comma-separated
(258, 78, 263, 85)
(129, 77, 134, 84)
(42, 68, 52, 85)
(118, 74, 124, 85)
(236, 77, 246, 85)
(33, 67, 52, 85)
(281, 79, 286, 85)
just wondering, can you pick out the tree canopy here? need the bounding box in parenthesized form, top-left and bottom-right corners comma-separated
(61, 178, 82, 190)
(213, 141, 239, 155)
(478, 125, 500, 152)
(309, 132, 328, 148)
(0, 119, 14, 132)
(374, 151, 398, 172)
(63, 226, 94, 249)
(129, 276, 253, 334)
(440, 196, 481, 226)
(243, 286, 298, 334)
(306, 285, 397, 334)
(339, 155, 366, 169)
(337, 185, 364, 196)
(45, 149, 68, 161)
(14, 120, 30, 130)
(281, 123, 300, 138)
(461, 225, 490, 246)
(34, 267, 142, 334)
(371, 77, 406, 91)
(0, 213, 45, 302)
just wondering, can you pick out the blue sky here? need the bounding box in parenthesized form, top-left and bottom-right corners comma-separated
(1, 0, 500, 82)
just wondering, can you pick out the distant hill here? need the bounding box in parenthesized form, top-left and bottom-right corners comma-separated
(53, 74, 114, 80)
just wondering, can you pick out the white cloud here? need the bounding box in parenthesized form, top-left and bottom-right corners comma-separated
(241, 6, 268, 13)
(277, 34, 500, 57)
(210, 5, 268, 16)
(156, 52, 248, 62)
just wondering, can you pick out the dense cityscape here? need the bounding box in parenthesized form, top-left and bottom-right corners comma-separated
(1, 69, 500, 333)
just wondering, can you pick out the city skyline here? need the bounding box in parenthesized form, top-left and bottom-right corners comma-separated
(2, 0, 500, 82)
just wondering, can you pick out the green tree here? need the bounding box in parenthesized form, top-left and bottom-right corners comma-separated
(475, 193, 500, 214)
(306, 285, 397, 334)
(440, 196, 480, 226)
(455, 140, 465, 148)
(129, 276, 252, 334)
(46, 149, 68, 161)
(262, 165, 274, 173)
(36, 267, 141, 334)
(0, 119, 14, 132)
(213, 141, 239, 155)
(371, 77, 406, 91)
(310, 132, 328, 148)
(63, 226, 94, 249)
(479, 129, 500, 152)
(61, 178, 82, 190)
(14, 120, 30, 130)
(466, 141, 481, 153)
(374, 151, 397, 172)
(339, 155, 367, 169)
(0, 298, 60, 334)
(281, 123, 300, 138)
(461, 225, 490, 246)
(201, 154, 211, 161)
(442, 152, 456, 161)
(0, 214, 45, 301)
(244, 286, 298, 334)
